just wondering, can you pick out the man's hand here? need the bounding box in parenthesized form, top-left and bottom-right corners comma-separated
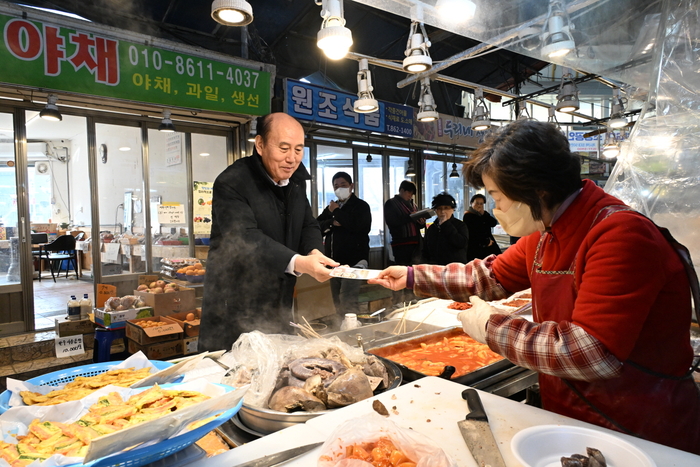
(329, 200, 339, 212)
(368, 266, 408, 291)
(294, 250, 338, 282)
(416, 217, 426, 225)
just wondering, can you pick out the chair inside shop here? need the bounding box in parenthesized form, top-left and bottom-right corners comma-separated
(31, 233, 49, 277)
(42, 234, 79, 282)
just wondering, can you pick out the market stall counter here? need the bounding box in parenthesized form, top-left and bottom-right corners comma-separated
(194, 376, 700, 467)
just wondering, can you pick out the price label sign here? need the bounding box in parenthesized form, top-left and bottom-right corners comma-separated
(55, 335, 85, 357)
(158, 203, 185, 224)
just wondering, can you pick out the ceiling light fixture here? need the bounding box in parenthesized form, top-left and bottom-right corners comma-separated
(200, 152, 211, 157)
(602, 132, 620, 158)
(435, 0, 476, 24)
(317, 0, 353, 60)
(471, 88, 491, 131)
(247, 118, 257, 142)
(40, 94, 62, 122)
(403, 21, 432, 73)
(541, 0, 575, 59)
(354, 58, 379, 113)
(516, 102, 533, 121)
(211, 0, 253, 26)
(555, 69, 579, 113)
(158, 109, 176, 133)
(417, 77, 439, 122)
(405, 158, 416, 178)
(449, 147, 460, 178)
(608, 88, 628, 129)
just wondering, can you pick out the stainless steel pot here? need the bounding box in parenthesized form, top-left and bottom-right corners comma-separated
(238, 356, 402, 435)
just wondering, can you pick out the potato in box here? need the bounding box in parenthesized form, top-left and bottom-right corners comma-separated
(126, 316, 183, 345)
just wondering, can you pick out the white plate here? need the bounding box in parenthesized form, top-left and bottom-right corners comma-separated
(511, 424, 656, 467)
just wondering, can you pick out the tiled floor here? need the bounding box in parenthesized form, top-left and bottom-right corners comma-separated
(33, 274, 93, 330)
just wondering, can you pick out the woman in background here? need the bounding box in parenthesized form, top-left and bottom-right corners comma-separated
(463, 193, 501, 261)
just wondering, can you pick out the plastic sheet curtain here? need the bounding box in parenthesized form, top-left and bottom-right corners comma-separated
(606, 0, 700, 275)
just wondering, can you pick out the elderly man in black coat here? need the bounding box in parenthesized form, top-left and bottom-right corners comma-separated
(199, 113, 337, 352)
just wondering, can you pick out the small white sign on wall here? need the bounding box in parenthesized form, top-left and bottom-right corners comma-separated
(165, 133, 183, 166)
(158, 203, 185, 224)
(55, 335, 85, 358)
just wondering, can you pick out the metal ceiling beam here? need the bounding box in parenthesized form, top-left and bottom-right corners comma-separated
(395, 0, 602, 89)
(346, 51, 594, 121)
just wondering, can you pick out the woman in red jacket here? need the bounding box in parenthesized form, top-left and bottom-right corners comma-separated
(370, 120, 700, 454)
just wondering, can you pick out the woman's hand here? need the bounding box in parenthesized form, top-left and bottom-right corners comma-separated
(368, 266, 408, 291)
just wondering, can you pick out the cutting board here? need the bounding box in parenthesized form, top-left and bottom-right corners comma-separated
(197, 376, 700, 467)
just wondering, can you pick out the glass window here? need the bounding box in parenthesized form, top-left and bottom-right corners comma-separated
(95, 123, 144, 275)
(447, 171, 466, 219)
(315, 144, 352, 215)
(0, 112, 16, 285)
(192, 133, 228, 261)
(357, 150, 383, 247)
(423, 159, 444, 213)
(388, 154, 410, 199)
(148, 128, 190, 269)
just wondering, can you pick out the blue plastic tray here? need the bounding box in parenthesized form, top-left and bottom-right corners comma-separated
(88, 383, 242, 467)
(0, 360, 173, 414)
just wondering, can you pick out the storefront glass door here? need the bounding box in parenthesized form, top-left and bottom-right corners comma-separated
(95, 123, 145, 277)
(0, 111, 23, 334)
(24, 111, 91, 330)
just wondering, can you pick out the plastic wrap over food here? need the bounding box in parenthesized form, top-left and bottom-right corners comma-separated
(606, 1, 700, 280)
(351, 0, 663, 91)
(219, 332, 303, 408)
(219, 332, 370, 409)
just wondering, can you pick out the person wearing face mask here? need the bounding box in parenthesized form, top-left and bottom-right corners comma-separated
(317, 172, 371, 322)
(369, 120, 700, 454)
(422, 192, 469, 265)
(463, 193, 502, 261)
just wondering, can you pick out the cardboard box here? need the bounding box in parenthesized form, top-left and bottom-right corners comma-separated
(134, 287, 196, 316)
(164, 310, 201, 337)
(126, 316, 184, 345)
(128, 339, 184, 360)
(55, 316, 97, 337)
(138, 275, 160, 287)
(94, 306, 154, 329)
(183, 336, 199, 355)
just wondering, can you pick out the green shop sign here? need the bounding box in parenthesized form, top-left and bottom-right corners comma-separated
(0, 12, 271, 115)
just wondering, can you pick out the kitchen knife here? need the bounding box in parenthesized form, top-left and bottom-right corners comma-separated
(458, 388, 507, 467)
(231, 441, 324, 467)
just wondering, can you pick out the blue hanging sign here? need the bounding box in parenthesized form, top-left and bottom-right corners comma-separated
(285, 78, 413, 138)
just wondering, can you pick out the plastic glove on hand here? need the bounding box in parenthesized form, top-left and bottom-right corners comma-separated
(457, 295, 496, 344)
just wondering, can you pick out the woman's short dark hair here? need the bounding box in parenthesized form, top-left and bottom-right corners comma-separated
(470, 194, 486, 204)
(462, 120, 582, 220)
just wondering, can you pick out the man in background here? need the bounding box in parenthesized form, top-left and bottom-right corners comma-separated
(317, 172, 371, 323)
(384, 181, 425, 265)
(200, 112, 337, 351)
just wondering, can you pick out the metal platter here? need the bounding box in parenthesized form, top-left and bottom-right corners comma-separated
(367, 327, 514, 387)
(237, 356, 402, 435)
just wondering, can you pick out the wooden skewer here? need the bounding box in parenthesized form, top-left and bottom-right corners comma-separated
(412, 308, 436, 332)
(392, 302, 409, 335)
(302, 316, 323, 338)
